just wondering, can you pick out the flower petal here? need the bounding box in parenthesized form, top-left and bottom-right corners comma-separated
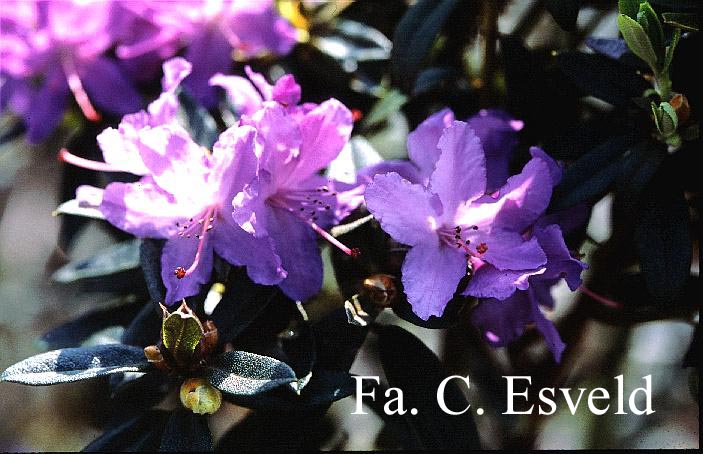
(431, 120, 487, 219)
(463, 263, 545, 300)
(80, 56, 142, 115)
(364, 172, 439, 247)
(470, 293, 530, 348)
(467, 109, 522, 191)
(210, 125, 258, 204)
(211, 215, 286, 285)
(183, 28, 234, 107)
(407, 108, 454, 180)
(100, 177, 193, 238)
(286, 98, 352, 183)
(24, 69, 69, 143)
(161, 235, 214, 305)
(529, 290, 566, 362)
(401, 239, 467, 320)
(468, 229, 547, 271)
(534, 224, 587, 290)
(266, 207, 322, 301)
(209, 73, 263, 116)
(272, 74, 301, 106)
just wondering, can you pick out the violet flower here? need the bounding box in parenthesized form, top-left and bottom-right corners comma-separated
(227, 72, 358, 301)
(364, 116, 557, 320)
(0, 0, 142, 143)
(115, 0, 297, 107)
(60, 58, 285, 305)
(470, 221, 588, 362)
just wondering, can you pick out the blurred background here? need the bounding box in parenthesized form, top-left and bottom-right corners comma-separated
(0, 0, 698, 450)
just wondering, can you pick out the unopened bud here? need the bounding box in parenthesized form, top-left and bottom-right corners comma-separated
(180, 378, 222, 415)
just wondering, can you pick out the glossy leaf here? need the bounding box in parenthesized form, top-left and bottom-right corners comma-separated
(634, 169, 692, 304)
(391, 0, 458, 83)
(206, 351, 298, 397)
(40, 299, 144, 349)
(0, 344, 150, 385)
(53, 198, 105, 220)
(557, 51, 650, 106)
(377, 325, 480, 449)
(52, 239, 141, 283)
(83, 410, 170, 452)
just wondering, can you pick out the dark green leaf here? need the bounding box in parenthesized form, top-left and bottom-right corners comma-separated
(544, 0, 580, 31)
(140, 239, 166, 303)
(551, 135, 635, 210)
(40, 299, 144, 349)
(378, 325, 480, 449)
(206, 351, 297, 397)
(391, 0, 459, 83)
(83, 410, 170, 452)
(557, 51, 650, 106)
(634, 170, 691, 304)
(52, 239, 141, 283)
(160, 409, 213, 452)
(412, 66, 459, 96)
(0, 344, 150, 385)
(361, 89, 408, 130)
(614, 141, 665, 218)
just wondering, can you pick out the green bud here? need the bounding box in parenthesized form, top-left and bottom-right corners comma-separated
(180, 378, 222, 415)
(161, 301, 204, 365)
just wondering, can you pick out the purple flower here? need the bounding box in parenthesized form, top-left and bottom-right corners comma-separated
(0, 0, 142, 142)
(359, 108, 524, 190)
(364, 117, 555, 320)
(114, 0, 297, 107)
(62, 58, 285, 305)
(470, 222, 588, 362)
(228, 74, 358, 301)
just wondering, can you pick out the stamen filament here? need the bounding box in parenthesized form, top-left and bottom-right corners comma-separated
(61, 55, 101, 122)
(59, 148, 124, 172)
(309, 221, 359, 258)
(183, 207, 216, 278)
(578, 285, 623, 309)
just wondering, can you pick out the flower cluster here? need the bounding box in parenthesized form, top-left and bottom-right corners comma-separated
(0, 0, 296, 142)
(64, 57, 358, 305)
(364, 109, 587, 360)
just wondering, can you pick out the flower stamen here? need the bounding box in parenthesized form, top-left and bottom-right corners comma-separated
(61, 55, 101, 122)
(176, 206, 217, 279)
(58, 148, 124, 172)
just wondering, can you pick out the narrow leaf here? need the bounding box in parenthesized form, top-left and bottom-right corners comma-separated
(618, 14, 659, 72)
(51, 239, 141, 283)
(206, 351, 297, 397)
(53, 198, 105, 220)
(662, 12, 700, 31)
(619, 0, 640, 19)
(0, 344, 150, 385)
(378, 325, 480, 449)
(160, 409, 213, 452)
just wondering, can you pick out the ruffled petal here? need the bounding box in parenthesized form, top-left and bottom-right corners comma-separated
(364, 172, 439, 247)
(533, 224, 587, 290)
(272, 74, 301, 106)
(466, 229, 547, 271)
(407, 108, 454, 180)
(401, 239, 467, 320)
(161, 235, 214, 305)
(529, 289, 566, 362)
(463, 263, 545, 300)
(286, 98, 352, 183)
(430, 120, 487, 219)
(210, 125, 258, 203)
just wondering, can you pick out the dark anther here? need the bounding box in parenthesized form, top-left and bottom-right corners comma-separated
(174, 267, 186, 279)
